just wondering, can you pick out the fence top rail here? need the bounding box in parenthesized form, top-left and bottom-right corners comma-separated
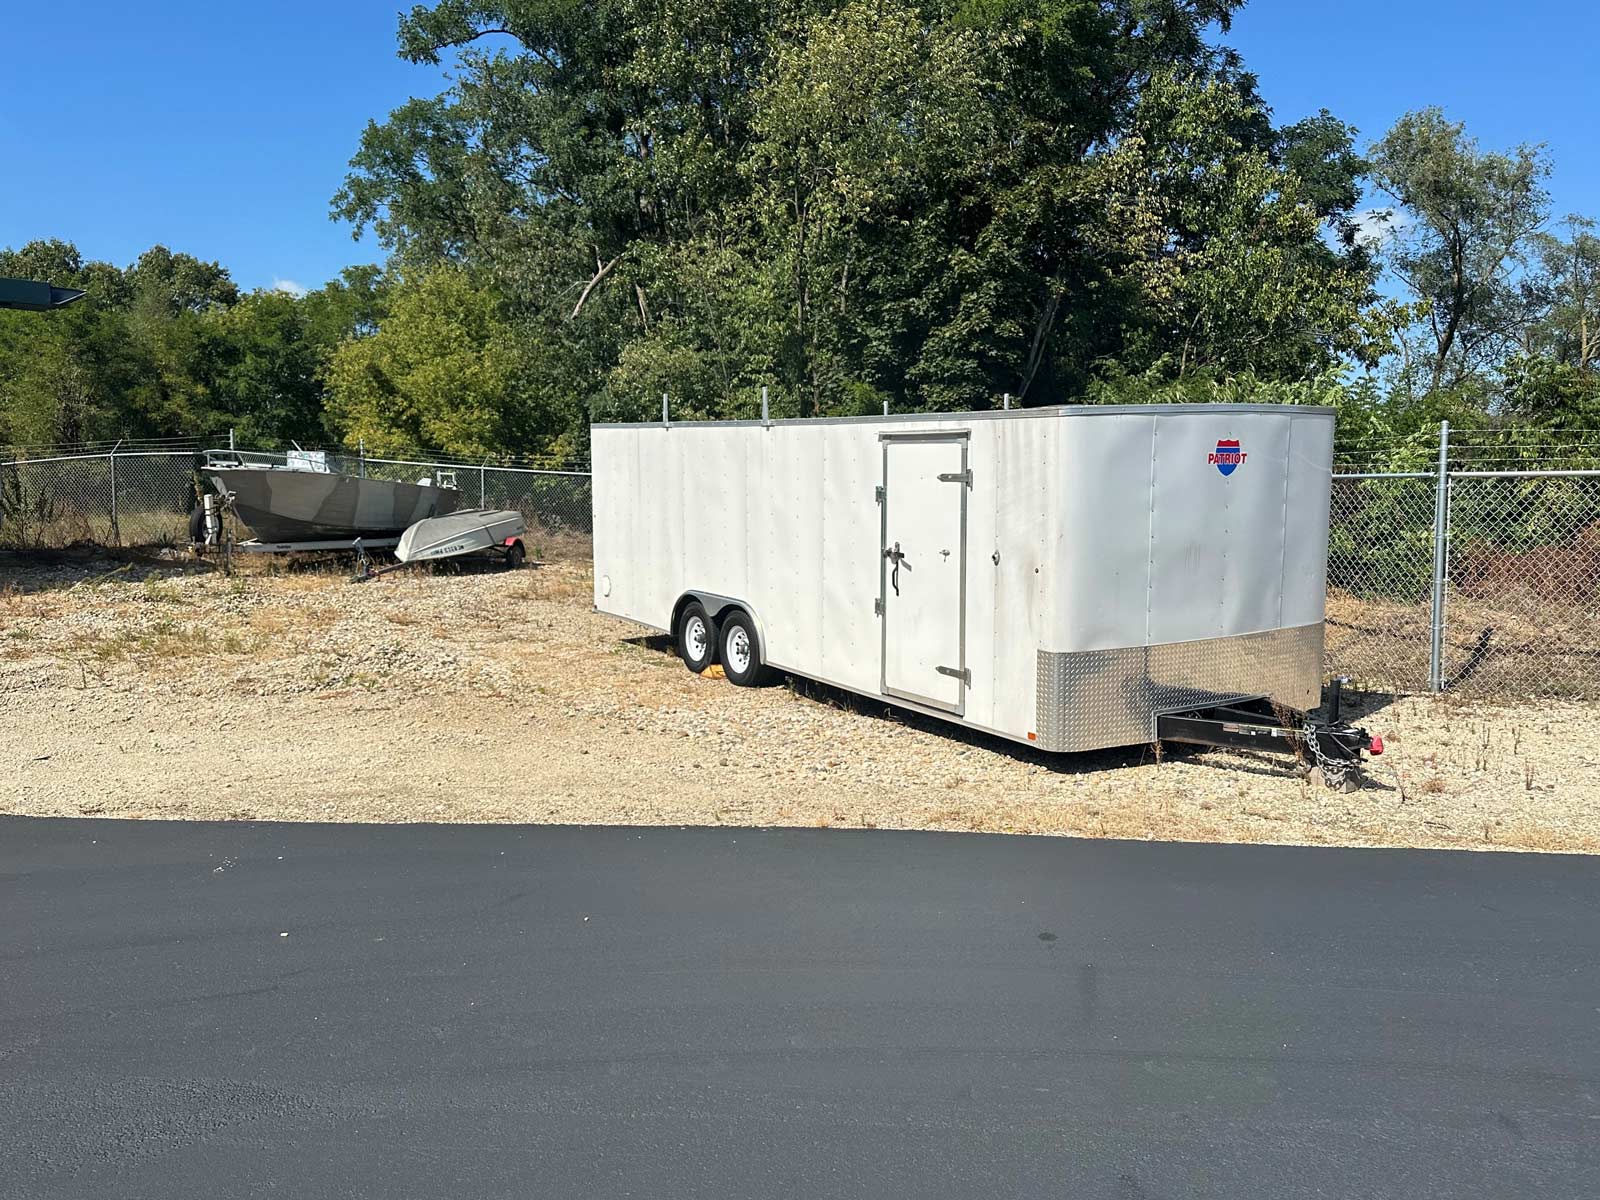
(1447, 469, 1600, 479)
(1332, 471, 1435, 480)
(363, 455, 592, 477)
(0, 451, 115, 467)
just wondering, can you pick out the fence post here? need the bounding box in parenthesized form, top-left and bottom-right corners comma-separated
(883, 399, 889, 417)
(108, 441, 121, 546)
(761, 385, 769, 425)
(228, 428, 235, 452)
(662, 393, 669, 424)
(1428, 419, 1451, 692)
(1003, 392, 1011, 410)
(480, 459, 487, 508)
(359, 437, 366, 479)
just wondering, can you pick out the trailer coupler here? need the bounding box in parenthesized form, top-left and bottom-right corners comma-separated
(1155, 680, 1381, 792)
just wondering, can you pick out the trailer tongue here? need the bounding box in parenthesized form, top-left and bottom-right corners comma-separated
(1156, 678, 1380, 792)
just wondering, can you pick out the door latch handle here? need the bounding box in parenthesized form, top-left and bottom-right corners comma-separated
(884, 541, 904, 594)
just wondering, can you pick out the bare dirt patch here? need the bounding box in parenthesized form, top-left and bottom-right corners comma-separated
(3, 549, 1598, 853)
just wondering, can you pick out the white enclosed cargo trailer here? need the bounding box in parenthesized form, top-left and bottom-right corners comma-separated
(590, 404, 1342, 757)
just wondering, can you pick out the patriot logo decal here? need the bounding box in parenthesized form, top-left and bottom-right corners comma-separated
(1209, 439, 1246, 476)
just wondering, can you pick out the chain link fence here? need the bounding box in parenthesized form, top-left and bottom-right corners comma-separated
(0, 445, 593, 557)
(358, 456, 593, 553)
(1328, 425, 1600, 700)
(0, 453, 116, 546)
(1324, 473, 1439, 694)
(6, 426, 1600, 702)
(1444, 472, 1600, 699)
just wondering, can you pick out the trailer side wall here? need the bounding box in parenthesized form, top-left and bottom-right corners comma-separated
(592, 406, 1332, 752)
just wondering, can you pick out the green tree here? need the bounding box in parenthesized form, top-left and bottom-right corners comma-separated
(0, 241, 164, 445)
(1502, 352, 1600, 431)
(741, 0, 998, 413)
(1522, 215, 1600, 373)
(325, 263, 578, 458)
(336, 0, 1376, 423)
(1369, 108, 1551, 393)
(1085, 72, 1377, 381)
(201, 291, 329, 446)
(0, 241, 388, 451)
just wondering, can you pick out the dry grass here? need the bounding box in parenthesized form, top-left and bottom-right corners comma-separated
(522, 562, 593, 603)
(65, 620, 260, 665)
(1328, 586, 1600, 700)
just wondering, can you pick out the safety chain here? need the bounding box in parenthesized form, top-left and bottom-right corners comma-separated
(1302, 721, 1352, 789)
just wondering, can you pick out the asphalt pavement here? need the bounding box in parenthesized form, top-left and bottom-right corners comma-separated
(4, 816, 1598, 1198)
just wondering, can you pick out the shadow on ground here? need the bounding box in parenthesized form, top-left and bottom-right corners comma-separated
(622, 632, 1383, 786)
(0, 546, 216, 593)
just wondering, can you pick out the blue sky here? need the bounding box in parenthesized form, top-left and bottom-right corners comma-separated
(3, 1, 1597, 294)
(1228, 2, 1600, 230)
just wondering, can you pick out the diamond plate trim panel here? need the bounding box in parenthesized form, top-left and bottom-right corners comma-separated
(1034, 623, 1325, 752)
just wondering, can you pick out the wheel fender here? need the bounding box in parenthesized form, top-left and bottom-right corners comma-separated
(673, 591, 767, 655)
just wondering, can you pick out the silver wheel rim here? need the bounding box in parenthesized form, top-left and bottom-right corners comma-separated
(686, 616, 709, 662)
(728, 627, 752, 674)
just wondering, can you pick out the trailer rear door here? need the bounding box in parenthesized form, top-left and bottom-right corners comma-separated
(879, 433, 969, 714)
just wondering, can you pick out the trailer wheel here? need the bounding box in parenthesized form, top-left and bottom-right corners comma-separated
(719, 610, 770, 687)
(505, 541, 526, 570)
(677, 602, 718, 674)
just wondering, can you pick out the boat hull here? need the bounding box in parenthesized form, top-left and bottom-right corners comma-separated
(204, 468, 460, 542)
(396, 509, 526, 563)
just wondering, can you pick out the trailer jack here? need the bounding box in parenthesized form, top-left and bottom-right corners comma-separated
(1155, 678, 1380, 792)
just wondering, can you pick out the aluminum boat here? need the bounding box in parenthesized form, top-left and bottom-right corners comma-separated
(395, 509, 527, 564)
(201, 452, 459, 543)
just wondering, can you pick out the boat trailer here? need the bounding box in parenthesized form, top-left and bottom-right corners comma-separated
(1156, 677, 1382, 791)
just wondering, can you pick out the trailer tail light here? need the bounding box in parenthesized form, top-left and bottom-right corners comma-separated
(1369, 735, 1384, 756)
(1027, 732, 1037, 742)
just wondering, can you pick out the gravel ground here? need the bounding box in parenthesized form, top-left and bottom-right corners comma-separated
(3, 548, 1598, 853)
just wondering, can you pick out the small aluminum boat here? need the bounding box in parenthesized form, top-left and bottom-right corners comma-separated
(395, 508, 527, 566)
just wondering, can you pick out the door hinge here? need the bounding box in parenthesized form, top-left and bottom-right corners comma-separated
(937, 470, 972, 485)
(936, 665, 971, 685)
(874, 597, 883, 616)
(874, 485, 885, 504)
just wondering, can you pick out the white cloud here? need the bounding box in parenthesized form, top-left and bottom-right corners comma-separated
(270, 278, 308, 298)
(1352, 208, 1412, 249)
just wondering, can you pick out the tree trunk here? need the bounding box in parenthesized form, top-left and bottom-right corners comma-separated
(1017, 289, 1062, 402)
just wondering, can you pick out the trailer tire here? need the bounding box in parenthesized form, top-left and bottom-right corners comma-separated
(719, 610, 770, 687)
(677, 603, 718, 674)
(505, 541, 526, 570)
